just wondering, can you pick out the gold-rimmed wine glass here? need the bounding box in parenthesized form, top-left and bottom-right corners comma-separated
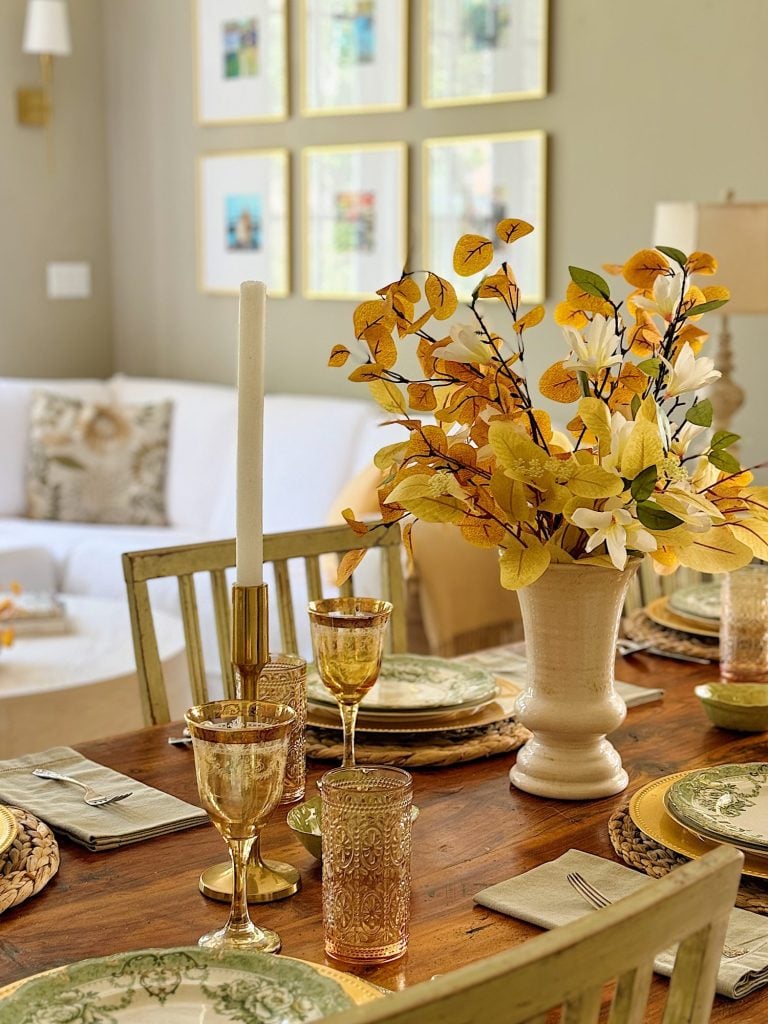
(307, 597, 392, 768)
(185, 699, 295, 952)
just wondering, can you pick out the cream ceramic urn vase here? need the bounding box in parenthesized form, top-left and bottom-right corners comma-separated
(509, 560, 639, 800)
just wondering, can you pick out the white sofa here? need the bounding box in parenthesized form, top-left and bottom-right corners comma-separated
(0, 374, 388, 669)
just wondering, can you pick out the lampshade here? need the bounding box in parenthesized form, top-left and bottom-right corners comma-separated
(653, 201, 768, 314)
(22, 0, 71, 56)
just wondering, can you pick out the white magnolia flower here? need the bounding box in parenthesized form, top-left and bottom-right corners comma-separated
(562, 315, 622, 376)
(662, 342, 720, 398)
(571, 502, 657, 571)
(438, 323, 493, 365)
(633, 265, 684, 322)
(603, 412, 635, 472)
(689, 454, 721, 492)
(669, 421, 706, 459)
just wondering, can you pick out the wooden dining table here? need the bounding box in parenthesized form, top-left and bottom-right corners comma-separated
(1, 653, 766, 1021)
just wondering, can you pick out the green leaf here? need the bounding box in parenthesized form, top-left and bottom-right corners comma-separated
(637, 357, 662, 378)
(636, 501, 684, 531)
(569, 266, 611, 301)
(711, 430, 740, 450)
(655, 245, 687, 268)
(630, 394, 641, 418)
(686, 299, 729, 316)
(630, 465, 658, 503)
(51, 455, 85, 470)
(685, 399, 713, 427)
(708, 448, 741, 474)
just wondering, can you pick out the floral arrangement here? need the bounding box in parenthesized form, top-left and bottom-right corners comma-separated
(330, 220, 767, 589)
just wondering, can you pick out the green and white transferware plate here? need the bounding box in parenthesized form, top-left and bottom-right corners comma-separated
(664, 763, 768, 854)
(307, 653, 497, 713)
(0, 947, 356, 1023)
(668, 582, 722, 622)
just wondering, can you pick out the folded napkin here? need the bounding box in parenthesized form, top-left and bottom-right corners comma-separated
(0, 746, 207, 852)
(475, 849, 768, 1000)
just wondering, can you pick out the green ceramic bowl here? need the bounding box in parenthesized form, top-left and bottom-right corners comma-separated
(286, 795, 323, 860)
(695, 682, 768, 732)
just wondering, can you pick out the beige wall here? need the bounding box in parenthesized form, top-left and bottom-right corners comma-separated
(102, 0, 768, 474)
(0, 0, 112, 378)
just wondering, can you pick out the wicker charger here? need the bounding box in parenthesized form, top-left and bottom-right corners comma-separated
(306, 719, 531, 768)
(609, 804, 768, 914)
(623, 608, 720, 661)
(0, 806, 60, 915)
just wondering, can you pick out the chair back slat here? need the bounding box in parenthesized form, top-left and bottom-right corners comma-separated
(209, 568, 235, 698)
(176, 574, 208, 706)
(273, 559, 298, 654)
(124, 523, 405, 725)
(607, 963, 653, 1024)
(305, 555, 324, 603)
(562, 986, 603, 1024)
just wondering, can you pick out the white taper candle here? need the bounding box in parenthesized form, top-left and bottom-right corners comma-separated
(235, 280, 266, 586)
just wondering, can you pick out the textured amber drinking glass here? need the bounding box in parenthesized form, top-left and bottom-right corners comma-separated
(257, 654, 307, 804)
(185, 699, 295, 952)
(321, 765, 412, 964)
(307, 598, 392, 768)
(721, 565, 768, 682)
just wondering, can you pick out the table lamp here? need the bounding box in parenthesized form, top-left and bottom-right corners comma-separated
(653, 197, 768, 432)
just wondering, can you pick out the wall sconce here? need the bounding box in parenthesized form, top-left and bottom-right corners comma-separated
(17, 0, 72, 127)
(653, 195, 768, 432)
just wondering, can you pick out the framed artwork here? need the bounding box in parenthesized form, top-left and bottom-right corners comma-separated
(198, 149, 290, 296)
(423, 0, 547, 107)
(194, 0, 287, 124)
(300, 0, 407, 117)
(423, 131, 547, 302)
(303, 143, 407, 300)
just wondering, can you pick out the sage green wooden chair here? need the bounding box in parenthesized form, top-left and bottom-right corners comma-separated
(322, 845, 742, 1024)
(122, 522, 406, 725)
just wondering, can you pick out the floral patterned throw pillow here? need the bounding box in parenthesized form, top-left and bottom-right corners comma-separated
(26, 390, 173, 525)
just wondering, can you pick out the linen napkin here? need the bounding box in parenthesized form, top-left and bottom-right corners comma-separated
(474, 849, 768, 999)
(458, 644, 665, 708)
(0, 746, 207, 852)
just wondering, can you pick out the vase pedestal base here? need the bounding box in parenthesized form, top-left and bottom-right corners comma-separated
(509, 733, 628, 801)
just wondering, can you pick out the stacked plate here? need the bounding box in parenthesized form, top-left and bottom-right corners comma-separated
(306, 653, 521, 735)
(645, 582, 721, 639)
(629, 763, 768, 880)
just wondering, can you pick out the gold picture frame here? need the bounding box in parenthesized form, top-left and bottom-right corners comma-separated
(197, 148, 290, 297)
(299, 0, 408, 117)
(422, 131, 547, 303)
(302, 142, 408, 300)
(193, 0, 288, 125)
(422, 0, 548, 108)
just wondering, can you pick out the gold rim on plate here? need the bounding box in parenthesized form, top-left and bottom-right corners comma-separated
(644, 596, 720, 638)
(0, 806, 18, 861)
(629, 771, 768, 880)
(0, 956, 384, 1005)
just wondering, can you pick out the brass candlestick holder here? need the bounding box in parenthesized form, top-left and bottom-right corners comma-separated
(198, 582, 302, 904)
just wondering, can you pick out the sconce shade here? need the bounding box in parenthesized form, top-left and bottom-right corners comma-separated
(22, 0, 71, 56)
(653, 201, 768, 315)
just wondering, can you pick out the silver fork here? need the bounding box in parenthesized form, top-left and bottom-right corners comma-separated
(32, 768, 133, 807)
(566, 870, 752, 960)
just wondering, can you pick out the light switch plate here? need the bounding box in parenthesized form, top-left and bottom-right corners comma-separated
(46, 262, 92, 299)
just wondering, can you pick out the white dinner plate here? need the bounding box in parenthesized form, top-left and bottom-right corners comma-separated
(668, 583, 722, 622)
(307, 653, 497, 712)
(0, 947, 379, 1022)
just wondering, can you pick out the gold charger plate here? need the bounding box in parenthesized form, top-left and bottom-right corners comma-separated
(0, 806, 18, 860)
(0, 956, 383, 1005)
(644, 596, 720, 638)
(308, 676, 522, 734)
(629, 771, 768, 880)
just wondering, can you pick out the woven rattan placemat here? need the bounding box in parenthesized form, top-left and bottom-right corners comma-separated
(609, 804, 768, 913)
(0, 806, 59, 915)
(623, 608, 720, 661)
(306, 719, 530, 768)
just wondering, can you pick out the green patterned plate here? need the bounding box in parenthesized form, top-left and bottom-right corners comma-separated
(308, 653, 497, 713)
(0, 806, 18, 860)
(0, 947, 358, 1022)
(664, 763, 768, 853)
(668, 582, 722, 622)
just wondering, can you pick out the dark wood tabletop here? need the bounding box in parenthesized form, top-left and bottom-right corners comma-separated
(1, 655, 766, 1020)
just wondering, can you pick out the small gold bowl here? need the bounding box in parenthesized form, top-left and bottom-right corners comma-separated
(695, 682, 768, 732)
(286, 796, 323, 860)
